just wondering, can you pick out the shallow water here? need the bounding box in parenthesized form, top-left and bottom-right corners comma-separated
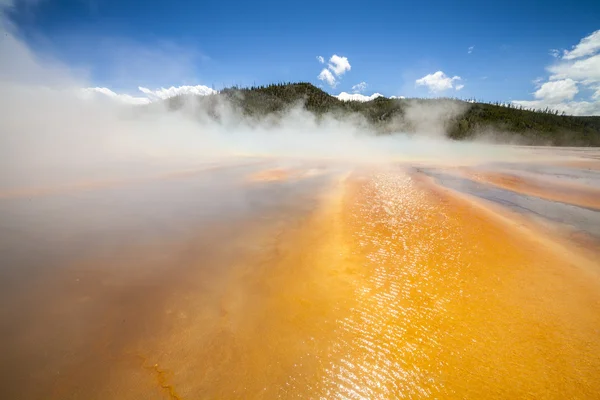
(1, 149, 600, 399)
(421, 169, 600, 238)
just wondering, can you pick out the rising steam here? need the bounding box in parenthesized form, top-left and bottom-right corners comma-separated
(0, 2, 526, 193)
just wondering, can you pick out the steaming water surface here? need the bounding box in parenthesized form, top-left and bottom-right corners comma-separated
(1, 150, 600, 399)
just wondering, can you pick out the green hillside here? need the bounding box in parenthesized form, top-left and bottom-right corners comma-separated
(164, 82, 600, 146)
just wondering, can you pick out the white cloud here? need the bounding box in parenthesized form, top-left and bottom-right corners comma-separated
(336, 92, 383, 102)
(512, 99, 600, 116)
(81, 87, 151, 105)
(455, 84, 464, 91)
(318, 68, 337, 87)
(415, 71, 462, 92)
(513, 30, 600, 115)
(81, 84, 216, 105)
(352, 81, 367, 93)
(138, 84, 216, 100)
(549, 49, 560, 58)
(533, 79, 578, 102)
(315, 54, 351, 87)
(389, 95, 406, 99)
(548, 54, 600, 84)
(328, 55, 351, 76)
(562, 29, 600, 60)
(468, 46, 474, 54)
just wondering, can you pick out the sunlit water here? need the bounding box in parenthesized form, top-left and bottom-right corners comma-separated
(1, 151, 600, 399)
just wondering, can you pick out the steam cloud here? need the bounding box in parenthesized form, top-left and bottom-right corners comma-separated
(0, 3, 522, 193)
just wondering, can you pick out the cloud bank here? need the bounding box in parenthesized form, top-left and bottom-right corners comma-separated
(513, 29, 600, 115)
(81, 85, 218, 104)
(139, 85, 217, 100)
(336, 92, 383, 102)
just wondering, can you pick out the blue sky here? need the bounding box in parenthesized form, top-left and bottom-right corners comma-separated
(3, 0, 600, 112)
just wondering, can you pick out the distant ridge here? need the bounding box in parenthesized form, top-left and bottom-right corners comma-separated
(160, 82, 600, 146)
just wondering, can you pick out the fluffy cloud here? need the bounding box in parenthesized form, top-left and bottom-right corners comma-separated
(82, 84, 216, 104)
(548, 54, 600, 84)
(336, 92, 383, 102)
(318, 68, 337, 87)
(513, 30, 600, 115)
(562, 29, 600, 60)
(328, 55, 351, 76)
(352, 81, 367, 93)
(138, 84, 216, 100)
(316, 54, 352, 88)
(468, 46, 474, 54)
(533, 79, 578, 102)
(415, 71, 462, 93)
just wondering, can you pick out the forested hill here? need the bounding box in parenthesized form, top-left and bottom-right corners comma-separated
(163, 82, 600, 146)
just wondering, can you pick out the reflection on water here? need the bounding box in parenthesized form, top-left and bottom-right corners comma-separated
(483, 162, 600, 188)
(310, 173, 462, 398)
(421, 169, 600, 238)
(1, 155, 600, 399)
